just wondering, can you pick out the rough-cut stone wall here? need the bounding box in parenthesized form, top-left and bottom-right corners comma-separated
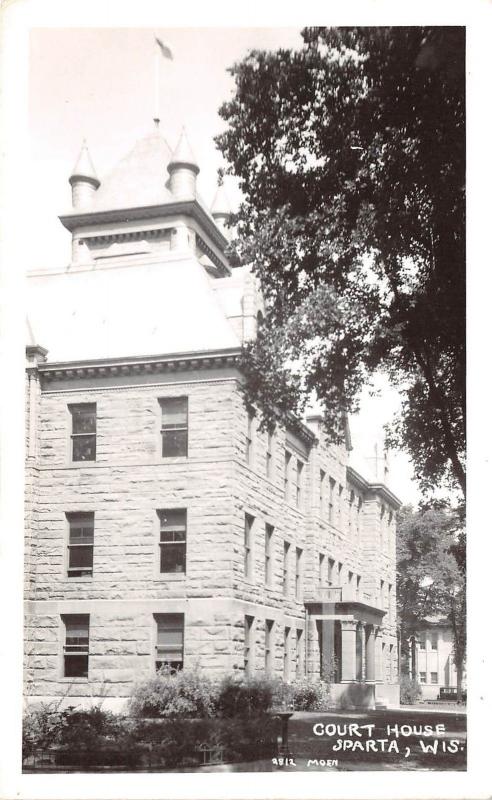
(25, 364, 399, 705)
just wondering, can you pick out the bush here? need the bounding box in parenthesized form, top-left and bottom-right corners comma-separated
(23, 703, 143, 768)
(272, 678, 332, 711)
(128, 665, 217, 719)
(215, 674, 275, 717)
(23, 702, 68, 759)
(400, 675, 423, 705)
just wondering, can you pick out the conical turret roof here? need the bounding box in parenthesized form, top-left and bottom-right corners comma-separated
(211, 183, 232, 217)
(168, 127, 199, 174)
(69, 140, 100, 187)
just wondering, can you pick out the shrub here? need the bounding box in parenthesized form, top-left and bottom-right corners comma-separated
(272, 678, 331, 711)
(23, 703, 143, 768)
(215, 674, 275, 717)
(23, 702, 68, 759)
(128, 665, 217, 719)
(400, 675, 423, 705)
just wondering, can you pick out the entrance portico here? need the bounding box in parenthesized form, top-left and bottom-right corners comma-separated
(305, 589, 386, 706)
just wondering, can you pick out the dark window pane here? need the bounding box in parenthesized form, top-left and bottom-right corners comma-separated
(161, 429, 187, 457)
(64, 654, 88, 678)
(69, 546, 93, 569)
(160, 543, 186, 573)
(72, 435, 96, 461)
(71, 406, 96, 434)
(156, 614, 184, 671)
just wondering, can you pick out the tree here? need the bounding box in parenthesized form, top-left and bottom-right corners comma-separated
(396, 504, 466, 702)
(217, 26, 465, 496)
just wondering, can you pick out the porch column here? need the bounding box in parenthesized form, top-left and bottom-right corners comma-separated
(306, 616, 320, 678)
(374, 626, 383, 682)
(365, 624, 376, 682)
(340, 620, 357, 682)
(321, 619, 335, 681)
(356, 623, 364, 680)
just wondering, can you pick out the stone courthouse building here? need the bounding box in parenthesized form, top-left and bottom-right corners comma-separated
(24, 124, 401, 710)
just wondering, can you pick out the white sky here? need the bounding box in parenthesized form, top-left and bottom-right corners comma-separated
(28, 27, 420, 505)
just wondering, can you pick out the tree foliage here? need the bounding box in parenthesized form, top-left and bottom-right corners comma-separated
(396, 504, 466, 699)
(217, 26, 465, 495)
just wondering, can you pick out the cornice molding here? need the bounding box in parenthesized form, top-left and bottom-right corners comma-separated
(59, 199, 228, 252)
(37, 347, 242, 383)
(346, 465, 402, 509)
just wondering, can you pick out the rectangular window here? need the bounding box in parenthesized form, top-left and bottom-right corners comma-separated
(284, 451, 291, 502)
(328, 477, 335, 524)
(380, 504, 386, 549)
(246, 411, 254, 465)
(380, 579, 384, 607)
(158, 509, 187, 573)
(348, 570, 353, 588)
(70, 403, 96, 462)
(155, 613, 184, 672)
(265, 619, 273, 674)
(283, 541, 290, 596)
(431, 672, 438, 684)
(283, 626, 291, 681)
(296, 629, 304, 677)
(266, 430, 274, 478)
(357, 496, 362, 540)
(337, 484, 343, 525)
(244, 514, 254, 579)
(418, 636, 425, 650)
(320, 470, 325, 514)
(67, 512, 94, 578)
(420, 671, 427, 683)
(356, 574, 361, 599)
(265, 523, 273, 585)
(387, 511, 392, 552)
(328, 558, 335, 586)
(348, 490, 354, 535)
(388, 583, 393, 622)
(338, 561, 343, 584)
(295, 547, 303, 600)
(319, 553, 325, 587)
(296, 461, 303, 508)
(431, 632, 438, 650)
(244, 615, 254, 676)
(160, 397, 188, 457)
(63, 614, 89, 678)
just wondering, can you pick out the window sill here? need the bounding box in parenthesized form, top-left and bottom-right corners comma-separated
(155, 573, 187, 581)
(59, 677, 89, 683)
(66, 576, 93, 582)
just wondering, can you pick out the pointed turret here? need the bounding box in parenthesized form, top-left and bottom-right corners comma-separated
(69, 140, 100, 209)
(211, 183, 232, 236)
(167, 128, 199, 200)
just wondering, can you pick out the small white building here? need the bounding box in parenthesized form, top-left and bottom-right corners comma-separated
(409, 618, 464, 700)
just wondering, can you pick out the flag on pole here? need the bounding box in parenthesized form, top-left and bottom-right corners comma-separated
(155, 36, 173, 60)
